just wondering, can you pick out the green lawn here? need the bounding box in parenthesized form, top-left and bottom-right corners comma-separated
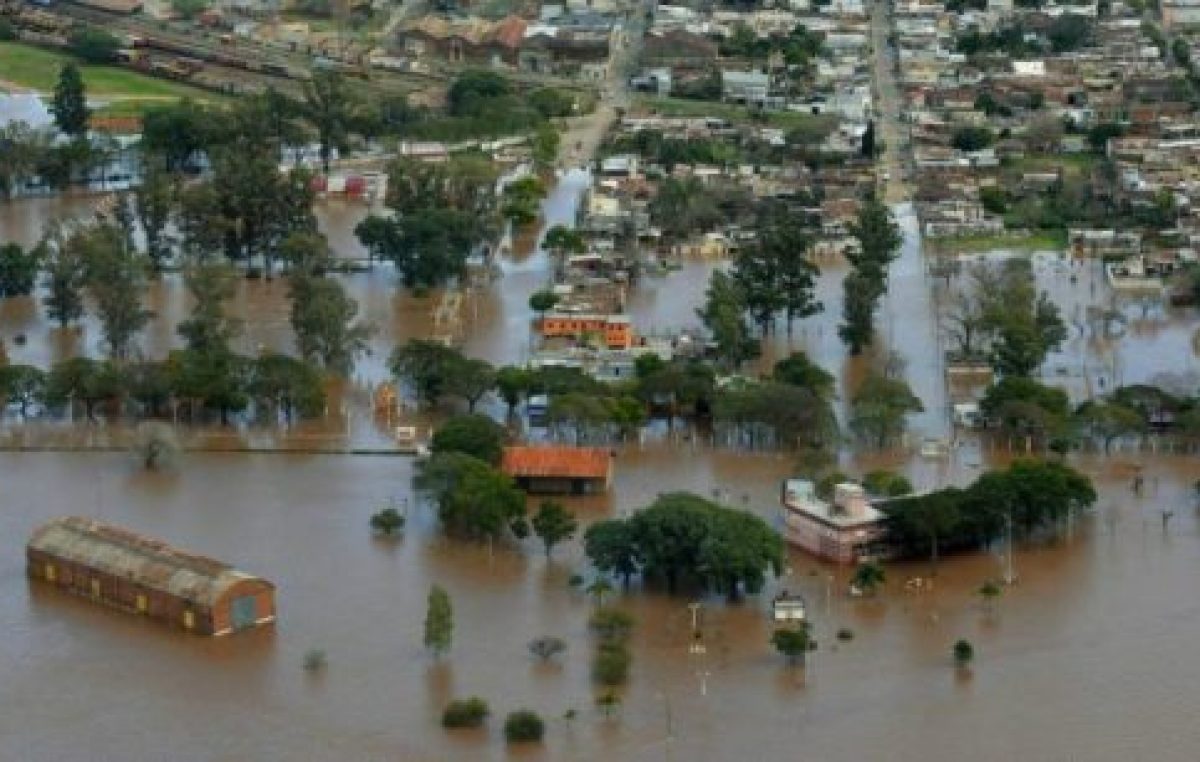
(0, 42, 221, 104)
(1006, 152, 1100, 176)
(631, 95, 839, 133)
(929, 229, 1068, 255)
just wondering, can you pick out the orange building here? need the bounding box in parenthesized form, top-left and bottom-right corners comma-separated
(538, 313, 633, 350)
(501, 445, 613, 494)
(28, 517, 276, 636)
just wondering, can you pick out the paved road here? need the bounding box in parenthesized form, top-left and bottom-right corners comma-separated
(870, 0, 912, 204)
(869, 0, 952, 441)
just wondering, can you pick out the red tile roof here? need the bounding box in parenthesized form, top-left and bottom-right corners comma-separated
(501, 445, 611, 480)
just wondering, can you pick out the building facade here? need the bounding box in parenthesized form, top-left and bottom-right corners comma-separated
(27, 516, 276, 636)
(778, 480, 886, 564)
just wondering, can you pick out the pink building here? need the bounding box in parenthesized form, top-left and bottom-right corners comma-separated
(779, 480, 886, 564)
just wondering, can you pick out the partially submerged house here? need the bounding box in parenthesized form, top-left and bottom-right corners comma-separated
(778, 480, 886, 564)
(27, 516, 276, 636)
(501, 445, 613, 494)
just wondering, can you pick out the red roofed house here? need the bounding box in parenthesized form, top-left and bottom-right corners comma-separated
(500, 445, 613, 495)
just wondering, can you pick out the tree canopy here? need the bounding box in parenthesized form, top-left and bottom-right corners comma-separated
(584, 492, 783, 597)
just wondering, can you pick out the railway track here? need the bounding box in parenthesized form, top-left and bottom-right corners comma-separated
(42, 0, 433, 98)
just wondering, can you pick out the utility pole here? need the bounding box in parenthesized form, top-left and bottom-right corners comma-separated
(687, 602, 705, 654)
(1003, 510, 1016, 585)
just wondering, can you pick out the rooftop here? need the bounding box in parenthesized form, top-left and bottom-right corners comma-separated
(781, 479, 885, 529)
(501, 445, 612, 479)
(28, 516, 270, 607)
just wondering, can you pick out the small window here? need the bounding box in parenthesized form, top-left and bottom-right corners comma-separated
(136, 594, 148, 613)
(183, 610, 195, 629)
(90, 579, 100, 597)
(45, 564, 56, 582)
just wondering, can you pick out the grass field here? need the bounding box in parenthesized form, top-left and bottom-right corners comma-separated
(630, 95, 839, 133)
(0, 42, 221, 105)
(928, 229, 1068, 255)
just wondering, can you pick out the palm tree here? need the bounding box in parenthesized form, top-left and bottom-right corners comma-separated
(850, 561, 886, 596)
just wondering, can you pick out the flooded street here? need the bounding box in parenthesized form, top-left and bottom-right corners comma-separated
(4, 172, 1200, 761)
(0, 450, 1198, 761)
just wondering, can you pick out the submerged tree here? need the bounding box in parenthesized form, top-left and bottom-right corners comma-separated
(51, 63, 89, 138)
(532, 501, 578, 558)
(289, 274, 372, 375)
(424, 584, 454, 658)
(849, 372, 924, 449)
(771, 623, 817, 666)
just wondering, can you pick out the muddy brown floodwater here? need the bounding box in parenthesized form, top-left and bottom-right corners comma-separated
(1, 450, 1199, 761)
(3, 186, 1200, 760)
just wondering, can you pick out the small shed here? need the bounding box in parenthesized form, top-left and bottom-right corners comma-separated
(500, 445, 612, 494)
(27, 517, 275, 636)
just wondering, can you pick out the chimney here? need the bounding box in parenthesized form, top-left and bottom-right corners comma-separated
(834, 483, 868, 519)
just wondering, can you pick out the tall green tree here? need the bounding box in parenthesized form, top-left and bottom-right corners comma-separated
(697, 270, 758, 370)
(531, 501, 578, 558)
(390, 340, 467, 407)
(288, 275, 372, 375)
(0, 122, 50, 198)
(849, 372, 924, 449)
(424, 584, 454, 658)
(250, 353, 325, 421)
(839, 195, 901, 354)
(838, 270, 883, 356)
(583, 521, 641, 586)
(133, 164, 175, 272)
(301, 70, 357, 173)
(415, 452, 528, 540)
(141, 98, 216, 172)
(430, 413, 506, 465)
(0, 242, 40, 298)
(51, 64, 89, 137)
(77, 223, 151, 359)
(0, 365, 46, 417)
(732, 217, 821, 334)
(772, 351, 835, 399)
(178, 261, 241, 354)
(41, 228, 87, 328)
(583, 492, 783, 597)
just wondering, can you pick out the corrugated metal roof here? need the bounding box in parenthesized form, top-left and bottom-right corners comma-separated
(28, 517, 270, 607)
(501, 445, 611, 479)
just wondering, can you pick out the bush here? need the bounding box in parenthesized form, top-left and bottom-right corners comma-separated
(369, 507, 405, 537)
(592, 641, 631, 686)
(528, 636, 567, 661)
(503, 710, 545, 743)
(69, 28, 121, 64)
(442, 697, 490, 728)
(303, 649, 327, 672)
(588, 608, 634, 642)
(951, 125, 995, 152)
(953, 639, 975, 666)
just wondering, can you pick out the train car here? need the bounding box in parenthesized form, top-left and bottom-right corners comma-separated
(74, 0, 143, 14)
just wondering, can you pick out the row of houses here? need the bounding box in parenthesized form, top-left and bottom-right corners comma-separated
(391, 8, 622, 81)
